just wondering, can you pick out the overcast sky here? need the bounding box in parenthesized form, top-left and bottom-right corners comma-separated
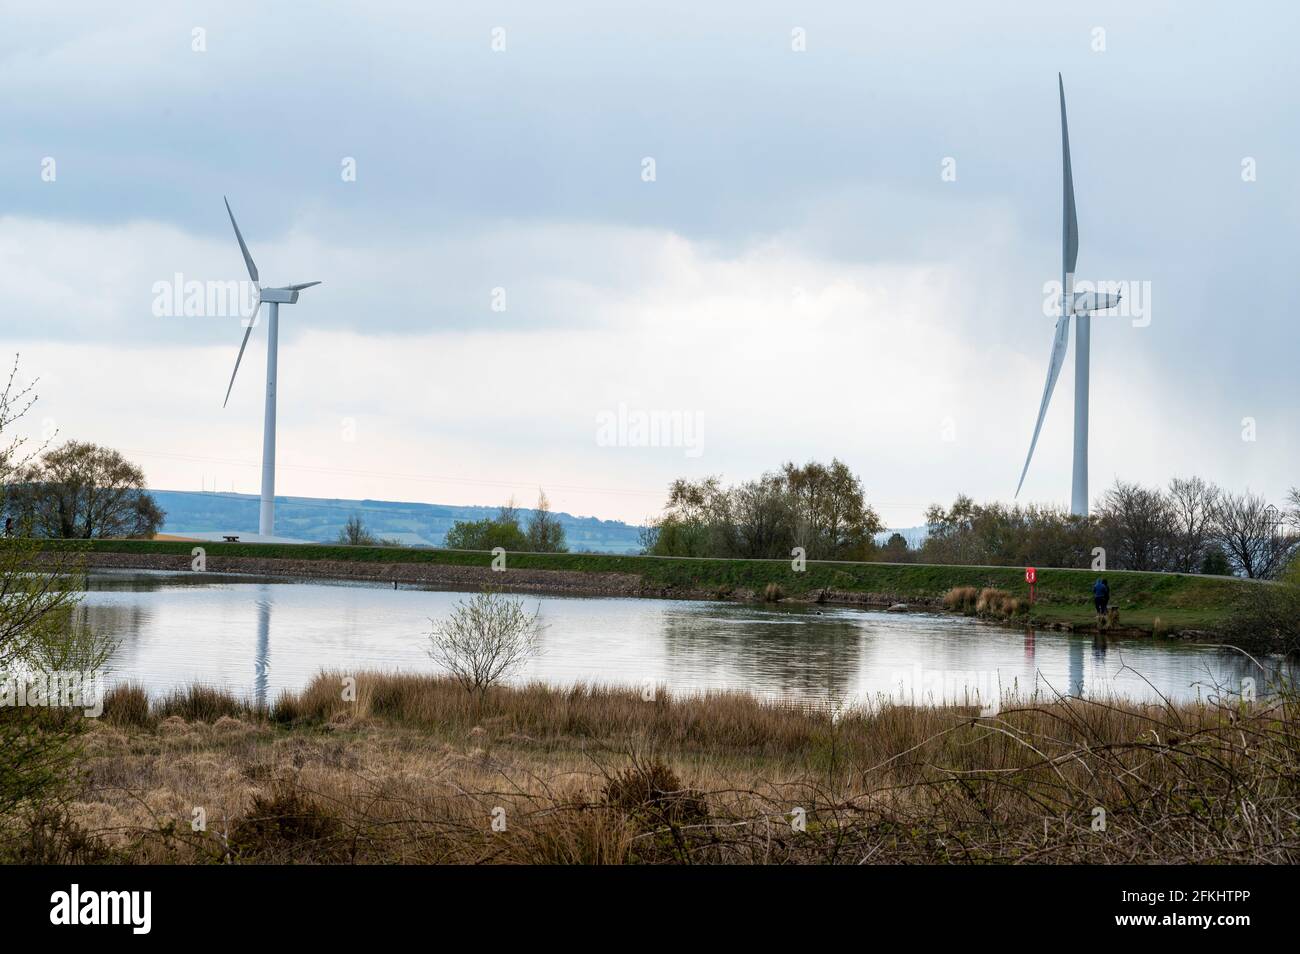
(2, 1, 1296, 527)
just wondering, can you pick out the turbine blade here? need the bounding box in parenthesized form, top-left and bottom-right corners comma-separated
(222, 299, 262, 408)
(1059, 74, 1079, 275)
(1015, 314, 1072, 497)
(286, 281, 321, 291)
(223, 196, 259, 284)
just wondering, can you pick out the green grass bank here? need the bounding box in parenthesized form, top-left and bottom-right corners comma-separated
(17, 537, 1253, 636)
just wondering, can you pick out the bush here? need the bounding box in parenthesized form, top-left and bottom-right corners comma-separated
(1220, 564, 1300, 655)
(228, 784, 346, 863)
(0, 806, 119, 864)
(0, 544, 108, 823)
(602, 759, 709, 827)
(427, 590, 544, 699)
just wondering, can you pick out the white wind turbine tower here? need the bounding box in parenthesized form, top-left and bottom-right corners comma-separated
(1016, 75, 1121, 517)
(220, 197, 320, 536)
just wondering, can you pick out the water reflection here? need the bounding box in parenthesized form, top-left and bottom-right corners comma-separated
(1068, 636, 1084, 696)
(75, 569, 1297, 708)
(254, 587, 271, 710)
(659, 605, 863, 703)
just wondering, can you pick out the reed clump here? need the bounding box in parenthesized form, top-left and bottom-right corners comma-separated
(942, 585, 979, 613)
(974, 587, 1027, 619)
(943, 585, 1025, 619)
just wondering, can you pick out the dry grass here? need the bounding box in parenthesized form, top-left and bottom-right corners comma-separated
(942, 585, 979, 612)
(943, 585, 1026, 619)
(975, 587, 1027, 618)
(5, 670, 1297, 864)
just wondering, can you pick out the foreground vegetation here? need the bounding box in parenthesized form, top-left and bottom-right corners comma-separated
(5, 672, 1296, 864)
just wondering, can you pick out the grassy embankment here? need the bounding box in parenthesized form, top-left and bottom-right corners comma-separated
(26, 537, 1250, 635)
(9, 672, 1296, 864)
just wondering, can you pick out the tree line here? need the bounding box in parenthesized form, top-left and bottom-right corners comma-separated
(907, 477, 1299, 578)
(644, 460, 1300, 580)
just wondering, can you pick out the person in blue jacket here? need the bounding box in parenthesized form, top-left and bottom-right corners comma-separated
(1093, 578, 1110, 616)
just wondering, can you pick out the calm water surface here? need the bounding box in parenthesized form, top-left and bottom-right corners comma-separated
(78, 569, 1293, 708)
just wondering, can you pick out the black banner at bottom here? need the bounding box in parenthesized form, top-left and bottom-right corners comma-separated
(0, 864, 1279, 940)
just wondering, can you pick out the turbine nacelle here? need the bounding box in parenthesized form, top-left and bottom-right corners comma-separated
(260, 283, 321, 305)
(1069, 289, 1122, 315)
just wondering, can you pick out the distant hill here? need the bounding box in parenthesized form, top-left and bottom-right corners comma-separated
(151, 490, 646, 554)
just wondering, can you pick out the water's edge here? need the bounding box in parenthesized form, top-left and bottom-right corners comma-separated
(52, 549, 1200, 643)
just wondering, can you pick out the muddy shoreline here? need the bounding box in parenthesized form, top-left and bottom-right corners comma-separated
(57, 549, 954, 609)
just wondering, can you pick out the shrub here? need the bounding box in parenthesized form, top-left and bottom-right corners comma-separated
(428, 590, 544, 699)
(0, 806, 119, 864)
(1220, 563, 1300, 655)
(228, 784, 346, 863)
(602, 759, 709, 827)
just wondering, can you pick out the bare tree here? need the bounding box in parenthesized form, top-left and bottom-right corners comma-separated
(0, 354, 45, 486)
(338, 514, 377, 546)
(1095, 479, 1175, 571)
(1166, 476, 1220, 573)
(637, 517, 660, 555)
(525, 489, 567, 553)
(427, 591, 544, 699)
(1213, 490, 1297, 579)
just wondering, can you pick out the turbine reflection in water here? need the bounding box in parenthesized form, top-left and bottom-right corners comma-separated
(254, 587, 271, 710)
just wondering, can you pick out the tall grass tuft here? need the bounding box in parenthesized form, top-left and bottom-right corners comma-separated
(102, 683, 152, 728)
(154, 684, 253, 722)
(942, 585, 979, 613)
(974, 588, 1026, 619)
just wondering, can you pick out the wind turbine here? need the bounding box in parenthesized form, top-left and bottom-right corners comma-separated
(221, 197, 320, 536)
(1015, 75, 1120, 517)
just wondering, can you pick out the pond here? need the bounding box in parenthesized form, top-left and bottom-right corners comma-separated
(77, 569, 1293, 709)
